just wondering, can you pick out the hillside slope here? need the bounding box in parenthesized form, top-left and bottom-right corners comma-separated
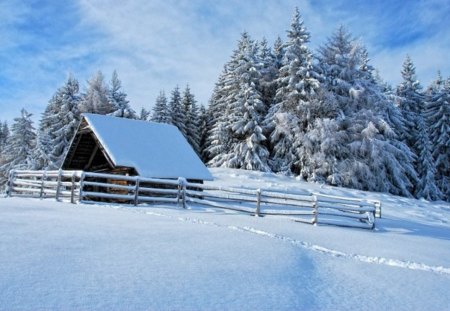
(1, 168, 449, 310)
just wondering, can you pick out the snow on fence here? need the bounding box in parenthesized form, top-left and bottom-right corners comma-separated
(7, 170, 381, 230)
(7, 170, 83, 203)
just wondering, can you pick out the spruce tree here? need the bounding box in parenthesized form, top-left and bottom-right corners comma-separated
(307, 27, 417, 196)
(0, 109, 36, 184)
(79, 71, 113, 114)
(108, 70, 136, 119)
(151, 91, 171, 123)
(218, 33, 270, 171)
(426, 77, 450, 200)
(205, 68, 232, 164)
(32, 76, 81, 169)
(396, 56, 425, 148)
(169, 86, 186, 136)
(198, 104, 210, 161)
(0, 122, 9, 154)
(414, 115, 442, 200)
(266, 8, 320, 174)
(257, 38, 277, 112)
(139, 107, 150, 121)
(182, 85, 201, 154)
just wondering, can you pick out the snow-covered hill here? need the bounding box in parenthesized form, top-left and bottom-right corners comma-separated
(1, 168, 449, 310)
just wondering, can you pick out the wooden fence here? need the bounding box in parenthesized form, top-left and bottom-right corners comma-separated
(7, 170, 381, 230)
(7, 170, 83, 203)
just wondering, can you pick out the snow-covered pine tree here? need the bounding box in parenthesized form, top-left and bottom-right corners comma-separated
(307, 27, 417, 196)
(205, 68, 232, 164)
(272, 36, 284, 71)
(198, 104, 210, 161)
(426, 77, 450, 200)
(168, 86, 186, 136)
(207, 32, 270, 167)
(151, 91, 171, 123)
(218, 33, 270, 171)
(396, 56, 425, 149)
(108, 70, 136, 119)
(39, 76, 81, 169)
(139, 107, 150, 121)
(0, 121, 9, 154)
(266, 8, 320, 174)
(31, 92, 59, 170)
(257, 38, 277, 112)
(425, 71, 444, 97)
(0, 109, 36, 185)
(79, 71, 113, 114)
(181, 85, 201, 154)
(414, 114, 442, 200)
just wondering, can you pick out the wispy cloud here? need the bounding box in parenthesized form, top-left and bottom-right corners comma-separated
(0, 0, 449, 123)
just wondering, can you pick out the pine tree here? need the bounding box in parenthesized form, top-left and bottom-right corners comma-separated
(305, 27, 417, 196)
(0, 122, 9, 154)
(139, 107, 150, 121)
(169, 86, 186, 136)
(207, 33, 264, 167)
(426, 77, 450, 200)
(396, 56, 425, 148)
(257, 38, 277, 112)
(33, 76, 81, 169)
(151, 91, 171, 123)
(79, 71, 113, 114)
(266, 8, 320, 174)
(182, 85, 201, 154)
(217, 33, 270, 171)
(414, 115, 442, 200)
(272, 36, 284, 71)
(205, 68, 232, 164)
(198, 104, 210, 161)
(108, 70, 136, 119)
(0, 109, 36, 184)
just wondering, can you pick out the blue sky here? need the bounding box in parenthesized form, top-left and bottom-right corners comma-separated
(1, 0, 449, 123)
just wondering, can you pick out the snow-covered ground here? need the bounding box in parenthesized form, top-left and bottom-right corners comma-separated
(1, 168, 449, 310)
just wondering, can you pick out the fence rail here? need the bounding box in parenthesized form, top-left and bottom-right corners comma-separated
(7, 170, 381, 230)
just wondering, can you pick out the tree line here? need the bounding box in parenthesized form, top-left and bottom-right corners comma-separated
(0, 8, 448, 201)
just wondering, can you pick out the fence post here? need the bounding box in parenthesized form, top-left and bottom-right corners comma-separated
(55, 169, 62, 201)
(79, 172, 86, 202)
(376, 201, 381, 219)
(6, 170, 15, 197)
(178, 177, 187, 209)
(70, 172, 76, 204)
(312, 195, 318, 225)
(255, 189, 261, 217)
(134, 177, 140, 206)
(40, 170, 47, 198)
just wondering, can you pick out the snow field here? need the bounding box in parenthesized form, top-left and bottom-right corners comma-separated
(1, 168, 449, 310)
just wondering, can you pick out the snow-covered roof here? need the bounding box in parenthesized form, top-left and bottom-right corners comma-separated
(82, 113, 213, 181)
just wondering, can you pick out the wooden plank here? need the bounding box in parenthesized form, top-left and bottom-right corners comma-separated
(82, 191, 134, 201)
(82, 181, 135, 191)
(187, 197, 255, 214)
(13, 180, 42, 187)
(84, 144, 99, 170)
(138, 196, 178, 204)
(259, 197, 315, 208)
(138, 187, 179, 195)
(317, 202, 375, 213)
(83, 171, 138, 182)
(11, 187, 42, 194)
(261, 191, 313, 202)
(261, 210, 314, 216)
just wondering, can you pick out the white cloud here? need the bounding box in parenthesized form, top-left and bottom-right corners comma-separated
(1, 0, 449, 124)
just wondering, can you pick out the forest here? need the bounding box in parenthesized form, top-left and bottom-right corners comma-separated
(0, 8, 448, 202)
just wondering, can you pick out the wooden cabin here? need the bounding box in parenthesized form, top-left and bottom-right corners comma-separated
(62, 113, 213, 184)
